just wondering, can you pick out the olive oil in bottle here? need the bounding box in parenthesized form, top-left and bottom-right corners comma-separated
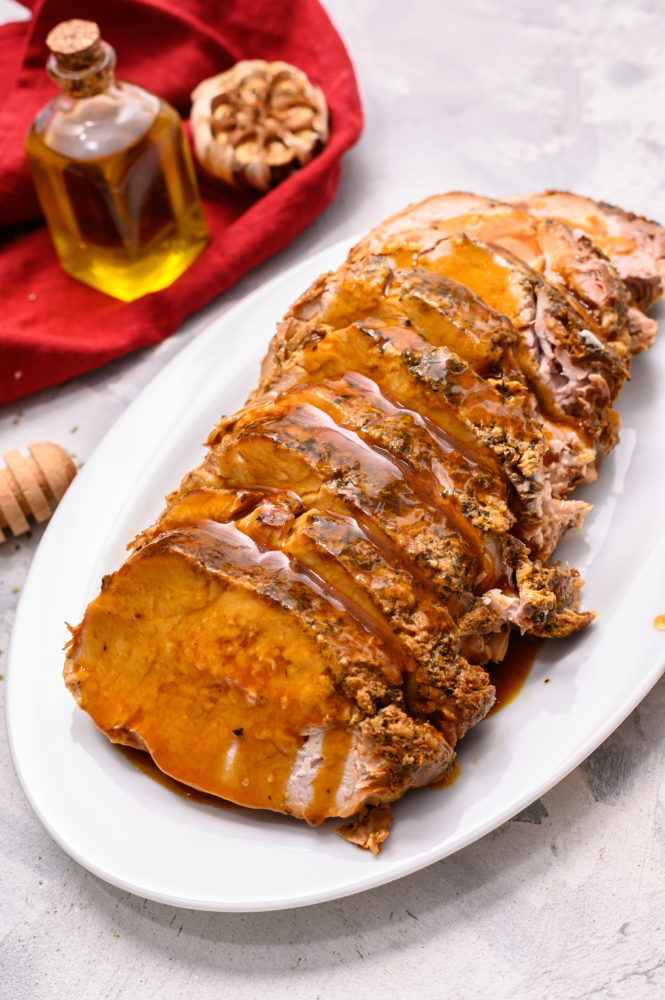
(25, 19, 208, 302)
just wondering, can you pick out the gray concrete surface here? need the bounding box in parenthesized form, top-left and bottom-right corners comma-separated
(2, 1, 665, 996)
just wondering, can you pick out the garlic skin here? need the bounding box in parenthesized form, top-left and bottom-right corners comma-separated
(190, 60, 329, 192)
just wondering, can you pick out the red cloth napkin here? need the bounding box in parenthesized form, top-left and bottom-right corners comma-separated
(0, 0, 363, 405)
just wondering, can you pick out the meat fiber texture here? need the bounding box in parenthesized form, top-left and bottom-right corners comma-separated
(64, 190, 664, 852)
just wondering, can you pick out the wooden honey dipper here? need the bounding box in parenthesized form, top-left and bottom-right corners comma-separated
(0, 443, 77, 543)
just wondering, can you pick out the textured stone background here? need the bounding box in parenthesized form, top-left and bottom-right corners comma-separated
(2, 1, 665, 997)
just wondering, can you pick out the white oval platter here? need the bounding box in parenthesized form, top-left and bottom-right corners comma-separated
(6, 236, 665, 911)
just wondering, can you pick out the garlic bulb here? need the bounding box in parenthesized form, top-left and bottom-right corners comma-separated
(190, 60, 329, 191)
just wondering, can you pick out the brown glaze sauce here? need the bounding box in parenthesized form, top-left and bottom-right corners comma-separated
(305, 728, 352, 824)
(248, 404, 479, 577)
(299, 378, 502, 584)
(183, 519, 361, 625)
(225, 732, 295, 813)
(430, 757, 461, 789)
(119, 635, 543, 809)
(487, 632, 543, 716)
(117, 744, 241, 810)
(118, 728, 353, 824)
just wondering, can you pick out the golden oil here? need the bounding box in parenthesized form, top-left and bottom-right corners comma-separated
(25, 19, 208, 302)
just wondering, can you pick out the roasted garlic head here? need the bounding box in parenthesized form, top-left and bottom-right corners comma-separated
(190, 60, 329, 192)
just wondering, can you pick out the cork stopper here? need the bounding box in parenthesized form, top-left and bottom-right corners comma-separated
(46, 19, 101, 68)
(46, 19, 116, 98)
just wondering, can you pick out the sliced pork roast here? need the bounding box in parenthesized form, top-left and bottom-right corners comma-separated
(64, 192, 663, 852)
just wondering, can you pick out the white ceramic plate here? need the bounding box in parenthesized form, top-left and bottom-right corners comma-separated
(7, 237, 665, 912)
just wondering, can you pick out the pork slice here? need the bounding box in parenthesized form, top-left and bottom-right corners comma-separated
(350, 191, 540, 260)
(64, 522, 433, 826)
(480, 558, 594, 639)
(509, 190, 665, 311)
(257, 255, 519, 396)
(349, 191, 633, 359)
(285, 708, 455, 823)
(533, 219, 631, 358)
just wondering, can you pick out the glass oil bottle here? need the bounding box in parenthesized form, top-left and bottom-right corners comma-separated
(25, 19, 208, 302)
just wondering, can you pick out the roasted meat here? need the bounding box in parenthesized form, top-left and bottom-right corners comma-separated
(64, 191, 663, 850)
(509, 190, 665, 312)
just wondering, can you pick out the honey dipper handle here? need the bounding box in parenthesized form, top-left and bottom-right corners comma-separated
(0, 442, 76, 542)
